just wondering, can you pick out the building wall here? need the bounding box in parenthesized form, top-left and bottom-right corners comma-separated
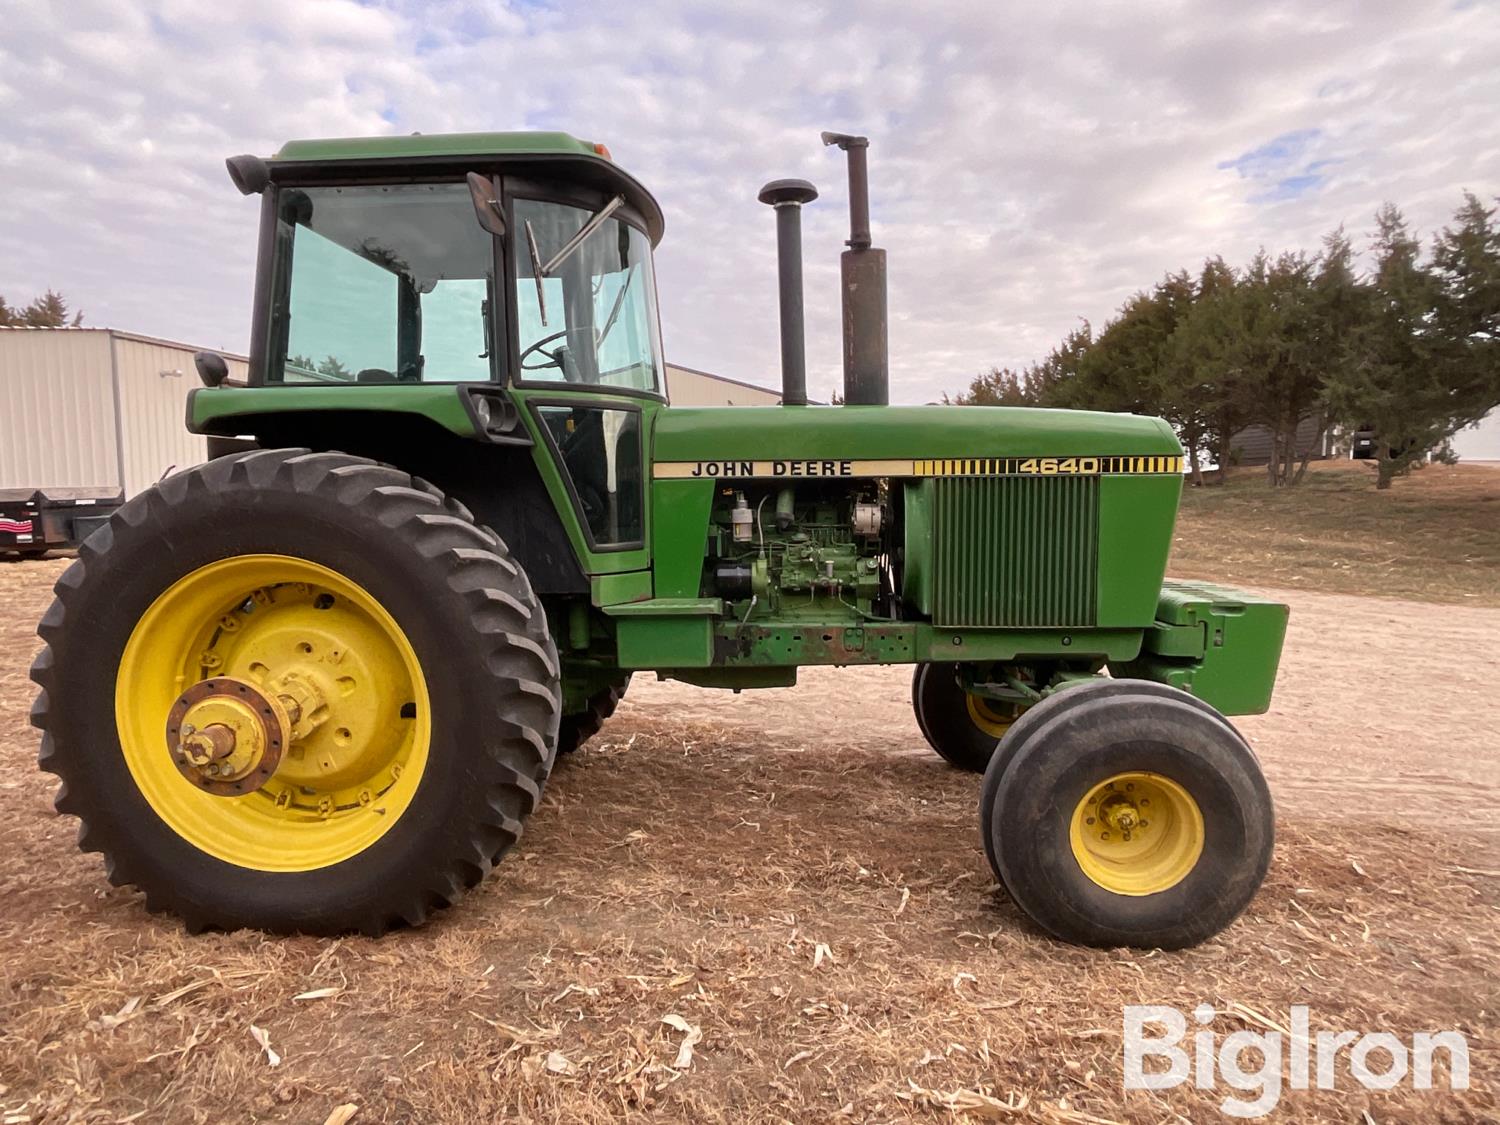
(111, 335, 243, 495)
(665, 363, 780, 406)
(1228, 415, 1330, 467)
(1451, 409, 1500, 462)
(0, 329, 120, 492)
(0, 328, 248, 497)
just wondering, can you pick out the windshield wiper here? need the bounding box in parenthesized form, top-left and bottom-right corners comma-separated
(541, 195, 625, 276)
(524, 220, 549, 326)
(597, 264, 637, 346)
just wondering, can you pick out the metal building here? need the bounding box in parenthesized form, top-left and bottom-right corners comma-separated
(664, 363, 781, 406)
(1452, 409, 1500, 463)
(0, 327, 248, 497)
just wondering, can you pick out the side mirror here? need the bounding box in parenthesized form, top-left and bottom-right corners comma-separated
(226, 154, 270, 196)
(467, 172, 506, 237)
(194, 351, 230, 388)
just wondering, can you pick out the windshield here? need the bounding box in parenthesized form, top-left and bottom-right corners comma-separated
(513, 197, 663, 394)
(269, 183, 496, 384)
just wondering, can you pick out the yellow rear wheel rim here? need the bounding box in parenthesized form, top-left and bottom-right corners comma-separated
(115, 555, 431, 872)
(966, 693, 1020, 739)
(1068, 772, 1204, 895)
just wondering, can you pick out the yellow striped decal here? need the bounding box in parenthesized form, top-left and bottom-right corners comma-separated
(912, 455, 1185, 477)
(653, 456, 1185, 480)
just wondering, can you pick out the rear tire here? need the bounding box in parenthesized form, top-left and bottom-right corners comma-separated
(912, 663, 1022, 773)
(990, 692, 1273, 949)
(31, 449, 560, 935)
(557, 674, 632, 755)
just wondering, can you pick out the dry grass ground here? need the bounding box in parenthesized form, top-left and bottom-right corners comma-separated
(2, 476, 1498, 1121)
(1170, 460, 1500, 606)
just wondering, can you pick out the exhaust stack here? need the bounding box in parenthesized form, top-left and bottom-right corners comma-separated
(758, 178, 819, 406)
(822, 132, 889, 406)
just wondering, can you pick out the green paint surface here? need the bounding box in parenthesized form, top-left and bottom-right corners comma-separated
(650, 479, 716, 598)
(1113, 580, 1289, 715)
(189, 384, 477, 436)
(653, 404, 1181, 461)
(591, 570, 653, 606)
(1095, 475, 1181, 627)
(274, 132, 599, 163)
(615, 615, 713, 667)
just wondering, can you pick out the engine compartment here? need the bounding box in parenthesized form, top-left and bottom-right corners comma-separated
(701, 481, 894, 622)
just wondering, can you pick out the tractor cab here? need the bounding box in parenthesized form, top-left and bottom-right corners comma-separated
(208, 132, 668, 562)
(254, 142, 665, 397)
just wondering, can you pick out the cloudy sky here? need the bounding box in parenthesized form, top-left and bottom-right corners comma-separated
(1, 0, 1495, 403)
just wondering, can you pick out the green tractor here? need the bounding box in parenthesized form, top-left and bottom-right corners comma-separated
(31, 131, 1287, 949)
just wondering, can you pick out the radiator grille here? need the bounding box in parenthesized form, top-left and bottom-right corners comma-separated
(932, 475, 1100, 628)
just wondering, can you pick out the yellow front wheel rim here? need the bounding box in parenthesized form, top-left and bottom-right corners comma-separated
(115, 555, 431, 872)
(966, 694, 1020, 739)
(1069, 772, 1204, 895)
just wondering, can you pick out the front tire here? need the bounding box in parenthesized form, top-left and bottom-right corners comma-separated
(978, 678, 1255, 878)
(31, 449, 560, 935)
(990, 692, 1274, 949)
(911, 663, 1023, 773)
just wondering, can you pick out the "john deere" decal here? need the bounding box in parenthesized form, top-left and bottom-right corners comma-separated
(652, 456, 1186, 480)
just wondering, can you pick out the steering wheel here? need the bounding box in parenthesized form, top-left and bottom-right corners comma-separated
(520, 330, 570, 371)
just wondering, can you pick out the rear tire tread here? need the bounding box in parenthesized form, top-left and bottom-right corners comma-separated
(557, 675, 632, 755)
(31, 447, 561, 935)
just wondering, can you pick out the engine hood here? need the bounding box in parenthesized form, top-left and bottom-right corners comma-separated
(653, 404, 1181, 465)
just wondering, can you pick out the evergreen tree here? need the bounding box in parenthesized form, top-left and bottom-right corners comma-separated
(1024, 322, 1093, 405)
(944, 366, 1034, 406)
(0, 289, 84, 327)
(1163, 256, 1255, 480)
(1323, 204, 1481, 489)
(1295, 229, 1364, 483)
(935, 189, 1500, 491)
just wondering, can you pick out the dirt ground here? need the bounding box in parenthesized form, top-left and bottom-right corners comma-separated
(1, 559, 1496, 1123)
(1170, 460, 1500, 607)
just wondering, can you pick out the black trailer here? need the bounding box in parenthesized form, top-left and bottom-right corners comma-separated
(0, 488, 122, 559)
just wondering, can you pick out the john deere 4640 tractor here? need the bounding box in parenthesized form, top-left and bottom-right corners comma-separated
(32, 131, 1287, 949)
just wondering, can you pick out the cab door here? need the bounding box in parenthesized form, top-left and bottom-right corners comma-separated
(501, 177, 667, 593)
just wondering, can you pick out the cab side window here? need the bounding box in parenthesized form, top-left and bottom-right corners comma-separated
(535, 405, 643, 548)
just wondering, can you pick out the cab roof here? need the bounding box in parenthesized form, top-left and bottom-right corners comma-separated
(267, 131, 665, 244)
(273, 131, 601, 163)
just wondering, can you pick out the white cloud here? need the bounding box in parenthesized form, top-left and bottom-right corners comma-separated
(0, 0, 1494, 402)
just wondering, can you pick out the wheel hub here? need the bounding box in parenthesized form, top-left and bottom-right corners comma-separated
(965, 693, 1021, 739)
(166, 677, 289, 795)
(1069, 772, 1205, 896)
(121, 554, 431, 872)
(161, 582, 419, 802)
